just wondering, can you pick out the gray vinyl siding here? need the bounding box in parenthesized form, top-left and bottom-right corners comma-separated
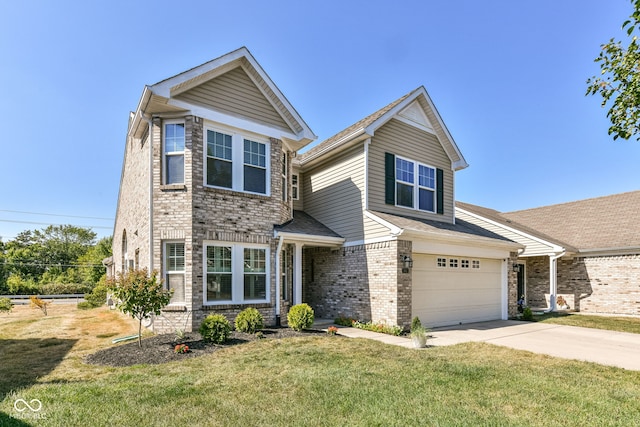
(175, 66, 292, 132)
(456, 210, 557, 256)
(363, 215, 393, 241)
(368, 118, 455, 223)
(303, 145, 366, 242)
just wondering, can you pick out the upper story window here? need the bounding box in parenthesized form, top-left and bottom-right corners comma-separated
(395, 156, 436, 213)
(292, 174, 299, 200)
(281, 152, 287, 202)
(205, 127, 270, 195)
(164, 122, 185, 184)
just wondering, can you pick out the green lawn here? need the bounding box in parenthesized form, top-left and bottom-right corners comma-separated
(532, 311, 640, 334)
(1, 306, 640, 426)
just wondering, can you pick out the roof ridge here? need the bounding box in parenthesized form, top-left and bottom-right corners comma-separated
(506, 189, 640, 215)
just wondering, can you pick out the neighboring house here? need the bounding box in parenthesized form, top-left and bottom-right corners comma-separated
(457, 191, 640, 316)
(111, 47, 522, 333)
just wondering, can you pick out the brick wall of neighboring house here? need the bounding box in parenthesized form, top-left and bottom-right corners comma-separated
(524, 254, 640, 316)
(302, 239, 413, 328)
(156, 117, 293, 333)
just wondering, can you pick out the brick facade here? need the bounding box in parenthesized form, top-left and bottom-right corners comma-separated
(523, 254, 640, 316)
(302, 239, 413, 328)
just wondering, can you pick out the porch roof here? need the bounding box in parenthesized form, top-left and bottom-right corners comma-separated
(274, 211, 344, 246)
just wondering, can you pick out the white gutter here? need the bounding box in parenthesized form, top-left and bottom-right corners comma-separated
(545, 251, 566, 312)
(273, 231, 344, 247)
(274, 235, 284, 325)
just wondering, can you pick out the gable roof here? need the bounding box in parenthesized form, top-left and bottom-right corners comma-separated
(129, 47, 316, 150)
(298, 87, 468, 170)
(502, 190, 640, 253)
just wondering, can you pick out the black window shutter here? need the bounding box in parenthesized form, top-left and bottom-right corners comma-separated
(384, 152, 395, 205)
(436, 168, 444, 214)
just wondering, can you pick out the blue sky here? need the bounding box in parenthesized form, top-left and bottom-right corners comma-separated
(1, 0, 638, 241)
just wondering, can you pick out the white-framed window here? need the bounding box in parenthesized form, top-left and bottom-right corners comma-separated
(395, 155, 436, 212)
(437, 257, 447, 268)
(205, 126, 270, 195)
(281, 151, 287, 202)
(164, 242, 185, 304)
(164, 121, 185, 184)
(449, 258, 459, 268)
(292, 174, 299, 200)
(461, 259, 470, 269)
(204, 242, 269, 304)
(472, 260, 480, 269)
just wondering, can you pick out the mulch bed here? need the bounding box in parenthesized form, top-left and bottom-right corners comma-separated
(85, 328, 327, 367)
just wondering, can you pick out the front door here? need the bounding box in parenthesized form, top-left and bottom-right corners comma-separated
(516, 263, 526, 300)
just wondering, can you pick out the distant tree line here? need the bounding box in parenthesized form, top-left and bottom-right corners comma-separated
(0, 225, 112, 295)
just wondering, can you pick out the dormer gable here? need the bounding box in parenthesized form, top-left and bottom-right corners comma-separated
(129, 47, 316, 151)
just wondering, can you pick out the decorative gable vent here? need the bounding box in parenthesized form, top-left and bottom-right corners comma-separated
(397, 101, 434, 132)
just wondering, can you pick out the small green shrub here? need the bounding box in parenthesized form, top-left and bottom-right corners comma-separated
(0, 297, 13, 313)
(522, 307, 533, 321)
(287, 303, 314, 331)
(85, 285, 108, 308)
(334, 316, 356, 327)
(410, 316, 422, 332)
(234, 307, 264, 333)
(77, 301, 94, 310)
(199, 314, 232, 344)
(352, 320, 403, 336)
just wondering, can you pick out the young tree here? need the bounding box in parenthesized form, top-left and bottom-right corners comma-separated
(586, 0, 640, 140)
(107, 268, 173, 348)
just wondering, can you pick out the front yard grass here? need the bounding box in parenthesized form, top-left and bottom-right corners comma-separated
(1, 305, 640, 426)
(532, 311, 640, 334)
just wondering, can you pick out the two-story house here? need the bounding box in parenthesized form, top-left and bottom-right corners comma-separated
(111, 47, 522, 332)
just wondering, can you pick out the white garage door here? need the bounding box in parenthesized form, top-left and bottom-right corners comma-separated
(412, 254, 503, 328)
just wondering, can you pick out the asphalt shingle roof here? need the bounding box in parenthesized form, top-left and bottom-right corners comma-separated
(274, 210, 342, 238)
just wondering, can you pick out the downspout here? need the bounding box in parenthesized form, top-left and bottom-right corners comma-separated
(274, 234, 284, 326)
(545, 251, 565, 312)
(140, 112, 154, 271)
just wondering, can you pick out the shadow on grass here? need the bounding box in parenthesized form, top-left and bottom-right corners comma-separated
(0, 338, 78, 401)
(0, 411, 32, 426)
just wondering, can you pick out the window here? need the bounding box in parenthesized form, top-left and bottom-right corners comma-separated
(164, 122, 185, 184)
(395, 156, 436, 212)
(449, 258, 458, 268)
(205, 127, 270, 195)
(292, 174, 299, 200)
(472, 260, 480, 269)
(206, 130, 233, 188)
(281, 152, 287, 202)
(204, 243, 269, 304)
(165, 242, 185, 304)
(437, 257, 447, 268)
(461, 259, 470, 269)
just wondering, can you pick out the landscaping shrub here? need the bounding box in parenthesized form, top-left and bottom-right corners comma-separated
(40, 283, 92, 295)
(84, 284, 108, 308)
(200, 314, 232, 344)
(352, 320, 403, 336)
(234, 307, 264, 333)
(334, 316, 356, 327)
(522, 307, 533, 321)
(410, 316, 422, 332)
(287, 303, 314, 331)
(77, 301, 94, 310)
(0, 297, 13, 313)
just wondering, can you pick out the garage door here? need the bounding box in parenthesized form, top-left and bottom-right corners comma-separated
(412, 254, 502, 328)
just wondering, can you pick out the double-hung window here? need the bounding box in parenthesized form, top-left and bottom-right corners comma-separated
(292, 174, 299, 200)
(281, 152, 287, 201)
(205, 127, 269, 195)
(395, 156, 437, 213)
(164, 122, 185, 184)
(204, 243, 269, 304)
(165, 242, 185, 304)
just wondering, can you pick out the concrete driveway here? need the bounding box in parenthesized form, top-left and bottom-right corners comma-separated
(429, 320, 640, 371)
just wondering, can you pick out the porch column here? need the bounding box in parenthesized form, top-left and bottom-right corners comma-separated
(294, 242, 303, 305)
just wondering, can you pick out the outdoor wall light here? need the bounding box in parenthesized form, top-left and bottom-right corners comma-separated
(402, 255, 413, 269)
(513, 264, 521, 273)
